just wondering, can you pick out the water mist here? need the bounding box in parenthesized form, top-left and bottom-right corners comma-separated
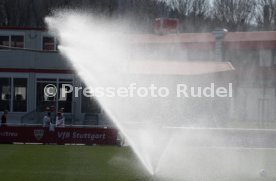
(46, 11, 276, 181)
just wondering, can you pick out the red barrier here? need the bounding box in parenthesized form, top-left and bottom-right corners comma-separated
(0, 125, 118, 145)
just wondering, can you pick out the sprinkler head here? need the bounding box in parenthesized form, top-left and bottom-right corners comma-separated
(259, 169, 267, 177)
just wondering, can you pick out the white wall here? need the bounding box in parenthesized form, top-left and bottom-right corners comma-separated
(232, 87, 276, 122)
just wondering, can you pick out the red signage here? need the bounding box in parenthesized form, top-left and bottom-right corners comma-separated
(0, 126, 117, 145)
(154, 18, 179, 34)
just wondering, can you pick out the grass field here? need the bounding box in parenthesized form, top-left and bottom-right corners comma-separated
(0, 144, 150, 181)
(2, 144, 276, 181)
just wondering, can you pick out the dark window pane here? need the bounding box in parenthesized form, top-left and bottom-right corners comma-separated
(11, 35, 24, 48)
(36, 81, 73, 113)
(36, 82, 57, 111)
(43, 37, 55, 51)
(0, 78, 11, 111)
(56, 39, 59, 51)
(0, 36, 9, 48)
(13, 78, 27, 112)
(81, 95, 101, 113)
(58, 83, 72, 113)
(81, 83, 101, 113)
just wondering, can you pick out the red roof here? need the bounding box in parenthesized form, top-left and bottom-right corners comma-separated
(0, 26, 275, 48)
(0, 68, 73, 74)
(126, 61, 234, 75)
(224, 31, 276, 42)
(130, 31, 276, 49)
(224, 31, 276, 49)
(0, 26, 46, 31)
(129, 33, 215, 44)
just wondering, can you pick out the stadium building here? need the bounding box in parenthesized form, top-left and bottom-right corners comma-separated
(0, 22, 276, 126)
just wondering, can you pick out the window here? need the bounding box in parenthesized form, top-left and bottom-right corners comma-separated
(0, 78, 11, 111)
(0, 35, 24, 49)
(43, 36, 56, 51)
(81, 96, 101, 113)
(36, 79, 73, 113)
(0, 78, 27, 112)
(11, 35, 24, 48)
(37, 82, 57, 111)
(0, 36, 9, 48)
(81, 84, 101, 113)
(58, 83, 72, 113)
(13, 78, 27, 112)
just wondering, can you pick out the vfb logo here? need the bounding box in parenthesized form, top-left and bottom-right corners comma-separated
(34, 129, 44, 141)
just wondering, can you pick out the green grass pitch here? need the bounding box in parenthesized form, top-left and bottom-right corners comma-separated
(2, 144, 276, 181)
(0, 144, 150, 181)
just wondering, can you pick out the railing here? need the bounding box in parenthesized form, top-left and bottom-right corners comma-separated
(20, 109, 42, 124)
(83, 113, 99, 125)
(21, 102, 77, 125)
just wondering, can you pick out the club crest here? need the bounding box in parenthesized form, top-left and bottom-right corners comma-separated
(34, 129, 44, 141)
